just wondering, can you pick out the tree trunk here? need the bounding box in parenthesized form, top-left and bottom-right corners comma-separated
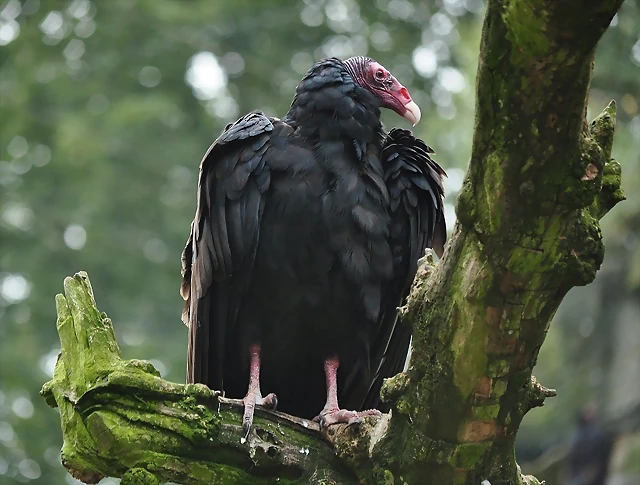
(41, 1, 625, 484)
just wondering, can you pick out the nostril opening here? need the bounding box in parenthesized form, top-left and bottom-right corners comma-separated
(399, 87, 410, 101)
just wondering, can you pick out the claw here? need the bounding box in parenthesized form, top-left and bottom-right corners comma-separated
(240, 344, 277, 437)
(241, 396, 255, 438)
(314, 408, 381, 429)
(242, 390, 278, 436)
(314, 356, 382, 429)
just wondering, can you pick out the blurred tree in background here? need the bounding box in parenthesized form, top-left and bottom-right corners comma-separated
(0, 0, 638, 483)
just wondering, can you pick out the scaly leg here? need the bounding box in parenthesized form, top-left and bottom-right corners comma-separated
(313, 356, 381, 428)
(242, 344, 278, 437)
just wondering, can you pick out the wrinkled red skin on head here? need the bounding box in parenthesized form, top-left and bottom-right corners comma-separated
(359, 60, 414, 117)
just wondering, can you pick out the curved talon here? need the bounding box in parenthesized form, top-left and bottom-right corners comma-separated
(314, 408, 382, 429)
(242, 397, 256, 437)
(261, 392, 278, 410)
(242, 391, 279, 437)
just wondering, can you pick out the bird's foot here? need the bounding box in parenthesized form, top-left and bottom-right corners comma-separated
(241, 389, 278, 438)
(313, 407, 381, 429)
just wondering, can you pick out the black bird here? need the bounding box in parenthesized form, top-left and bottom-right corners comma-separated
(180, 56, 446, 433)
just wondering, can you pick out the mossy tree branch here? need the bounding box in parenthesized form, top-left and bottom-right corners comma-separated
(42, 1, 625, 484)
(41, 273, 358, 485)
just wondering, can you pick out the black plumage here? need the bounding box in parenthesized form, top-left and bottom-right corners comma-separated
(181, 57, 447, 431)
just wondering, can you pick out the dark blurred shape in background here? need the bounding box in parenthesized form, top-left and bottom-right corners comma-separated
(0, 1, 638, 483)
(567, 405, 614, 485)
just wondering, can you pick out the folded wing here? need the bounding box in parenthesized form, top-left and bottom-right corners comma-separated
(359, 128, 447, 411)
(181, 112, 275, 389)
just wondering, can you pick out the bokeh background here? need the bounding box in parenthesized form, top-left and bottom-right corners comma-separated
(1, 1, 639, 483)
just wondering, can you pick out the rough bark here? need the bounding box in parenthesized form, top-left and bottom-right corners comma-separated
(41, 1, 625, 484)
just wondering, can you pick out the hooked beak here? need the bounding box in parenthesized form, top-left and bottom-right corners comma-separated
(380, 75, 422, 126)
(402, 100, 421, 126)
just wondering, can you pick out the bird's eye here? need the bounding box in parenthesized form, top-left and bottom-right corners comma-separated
(375, 69, 385, 80)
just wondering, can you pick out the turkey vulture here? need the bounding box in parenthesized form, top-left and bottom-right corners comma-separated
(180, 56, 446, 433)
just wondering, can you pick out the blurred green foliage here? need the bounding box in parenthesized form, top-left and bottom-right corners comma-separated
(0, 1, 638, 483)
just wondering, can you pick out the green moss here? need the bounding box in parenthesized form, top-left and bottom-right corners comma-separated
(452, 317, 489, 399)
(455, 175, 477, 230)
(563, 210, 604, 286)
(148, 456, 274, 485)
(508, 246, 544, 276)
(393, 394, 415, 418)
(563, 137, 606, 211)
(531, 124, 539, 138)
(471, 404, 501, 421)
(452, 443, 490, 469)
(478, 152, 505, 235)
(121, 467, 159, 485)
(589, 100, 616, 159)
(381, 372, 410, 404)
(124, 359, 161, 377)
(592, 159, 625, 220)
(503, 0, 550, 62)
(520, 299, 542, 324)
(492, 379, 508, 399)
(380, 469, 395, 485)
(520, 157, 536, 175)
(602, 159, 622, 189)
(487, 359, 510, 378)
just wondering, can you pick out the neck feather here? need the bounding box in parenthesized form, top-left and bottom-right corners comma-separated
(285, 58, 382, 141)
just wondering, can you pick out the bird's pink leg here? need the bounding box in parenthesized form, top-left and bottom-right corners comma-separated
(242, 344, 277, 436)
(313, 356, 381, 428)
